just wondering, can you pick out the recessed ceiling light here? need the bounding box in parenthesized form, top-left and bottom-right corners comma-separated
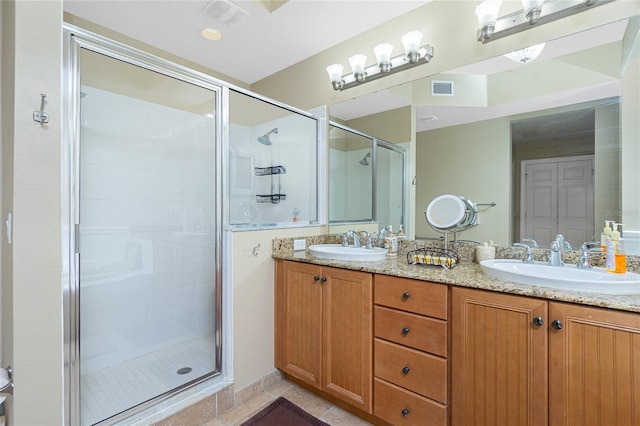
(201, 28, 223, 41)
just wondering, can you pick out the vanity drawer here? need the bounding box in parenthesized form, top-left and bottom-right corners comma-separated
(374, 275, 447, 319)
(374, 378, 447, 426)
(375, 338, 447, 404)
(375, 305, 447, 357)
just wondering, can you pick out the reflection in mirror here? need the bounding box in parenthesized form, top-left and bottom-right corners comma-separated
(329, 122, 407, 233)
(511, 98, 619, 249)
(331, 16, 639, 253)
(376, 141, 406, 231)
(329, 123, 373, 222)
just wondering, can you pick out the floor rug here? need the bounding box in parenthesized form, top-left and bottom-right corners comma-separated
(241, 396, 330, 426)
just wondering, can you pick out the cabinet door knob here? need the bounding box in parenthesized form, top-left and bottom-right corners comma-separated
(401, 327, 410, 335)
(401, 292, 411, 300)
(313, 276, 320, 281)
(401, 366, 411, 375)
(532, 316, 544, 327)
(320, 277, 327, 283)
(401, 408, 410, 417)
(552, 319, 563, 330)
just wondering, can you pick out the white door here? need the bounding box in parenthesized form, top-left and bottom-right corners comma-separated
(521, 156, 594, 249)
(522, 161, 557, 247)
(557, 159, 594, 247)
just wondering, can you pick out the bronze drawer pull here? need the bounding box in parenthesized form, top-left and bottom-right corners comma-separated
(401, 408, 410, 417)
(401, 292, 410, 300)
(401, 327, 410, 335)
(402, 366, 411, 375)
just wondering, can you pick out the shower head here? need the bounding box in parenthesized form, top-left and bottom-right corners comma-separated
(257, 128, 278, 145)
(359, 152, 371, 165)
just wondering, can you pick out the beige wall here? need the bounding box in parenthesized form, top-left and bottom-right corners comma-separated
(250, 0, 640, 111)
(231, 226, 326, 390)
(2, 1, 64, 424)
(594, 102, 621, 232)
(621, 18, 640, 232)
(344, 106, 412, 145)
(415, 118, 511, 245)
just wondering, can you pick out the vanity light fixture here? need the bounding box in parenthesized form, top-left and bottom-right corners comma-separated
(476, 0, 613, 43)
(326, 31, 434, 91)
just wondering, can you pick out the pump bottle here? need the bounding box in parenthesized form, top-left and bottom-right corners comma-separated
(601, 220, 614, 253)
(615, 223, 627, 274)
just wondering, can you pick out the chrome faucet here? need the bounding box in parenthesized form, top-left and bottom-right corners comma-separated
(548, 234, 569, 266)
(577, 241, 602, 269)
(366, 233, 378, 249)
(513, 243, 535, 263)
(343, 230, 362, 248)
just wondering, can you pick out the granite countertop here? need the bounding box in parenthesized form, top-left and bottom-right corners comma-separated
(272, 236, 640, 313)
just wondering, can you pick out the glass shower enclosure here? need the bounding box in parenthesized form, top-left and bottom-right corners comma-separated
(64, 28, 222, 425)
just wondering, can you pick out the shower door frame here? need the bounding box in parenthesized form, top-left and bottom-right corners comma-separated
(62, 25, 225, 426)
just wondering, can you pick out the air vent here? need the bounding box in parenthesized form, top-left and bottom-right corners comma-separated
(203, 0, 250, 25)
(431, 81, 454, 97)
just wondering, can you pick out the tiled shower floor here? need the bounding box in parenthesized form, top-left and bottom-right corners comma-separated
(80, 335, 216, 425)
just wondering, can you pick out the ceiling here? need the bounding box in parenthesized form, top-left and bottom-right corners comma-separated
(63, 0, 429, 85)
(63, 1, 629, 140)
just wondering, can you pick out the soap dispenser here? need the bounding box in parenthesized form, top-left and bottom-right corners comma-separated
(601, 220, 614, 252)
(615, 223, 627, 274)
(606, 223, 620, 272)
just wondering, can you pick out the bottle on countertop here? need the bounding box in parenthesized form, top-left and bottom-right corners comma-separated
(606, 222, 619, 272)
(385, 225, 398, 257)
(601, 220, 614, 253)
(475, 242, 496, 263)
(614, 223, 627, 274)
(397, 225, 406, 241)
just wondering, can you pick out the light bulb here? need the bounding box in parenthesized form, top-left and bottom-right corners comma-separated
(374, 43, 394, 73)
(401, 31, 423, 63)
(348, 54, 367, 82)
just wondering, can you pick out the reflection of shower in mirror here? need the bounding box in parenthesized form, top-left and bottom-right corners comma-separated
(257, 128, 278, 145)
(359, 152, 371, 165)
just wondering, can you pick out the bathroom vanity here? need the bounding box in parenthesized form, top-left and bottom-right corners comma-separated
(273, 242, 640, 426)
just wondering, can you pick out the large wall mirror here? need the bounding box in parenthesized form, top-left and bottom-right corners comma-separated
(329, 14, 639, 253)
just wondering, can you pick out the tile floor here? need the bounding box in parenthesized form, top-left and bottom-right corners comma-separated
(81, 334, 216, 425)
(205, 379, 374, 426)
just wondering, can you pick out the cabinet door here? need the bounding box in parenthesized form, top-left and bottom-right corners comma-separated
(275, 260, 324, 388)
(451, 288, 548, 426)
(323, 266, 373, 413)
(549, 302, 640, 426)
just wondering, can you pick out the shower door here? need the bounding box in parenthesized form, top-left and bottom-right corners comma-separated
(68, 33, 222, 426)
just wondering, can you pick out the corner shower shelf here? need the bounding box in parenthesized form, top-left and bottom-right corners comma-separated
(255, 165, 286, 176)
(256, 194, 287, 204)
(255, 165, 286, 204)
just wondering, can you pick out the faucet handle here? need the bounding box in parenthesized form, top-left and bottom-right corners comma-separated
(366, 233, 378, 249)
(577, 241, 601, 269)
(513, 243, 535, 263)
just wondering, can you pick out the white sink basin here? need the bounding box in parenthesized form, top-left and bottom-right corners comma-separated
(309, 244, 388, 261)
(480, 259, 640, 294)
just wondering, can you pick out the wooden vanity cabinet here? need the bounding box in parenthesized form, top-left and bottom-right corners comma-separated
(274, 260, 373, 413)
(451, 287, 548, 426)
(549, 301, 640, 426)
(451, 287, 640, 426)
(373, 275, 449, 426)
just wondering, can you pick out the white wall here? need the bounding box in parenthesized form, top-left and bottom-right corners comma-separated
(228, 114, 317, 227)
